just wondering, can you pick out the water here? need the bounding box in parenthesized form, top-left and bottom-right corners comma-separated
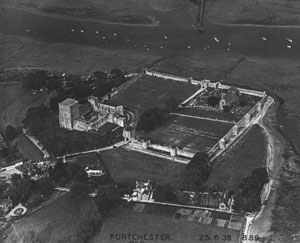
(0, 6, 299, 58)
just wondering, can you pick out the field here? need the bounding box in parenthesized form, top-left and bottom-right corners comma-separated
(108, 76, 199, 114)
(100, 148, 185, 189)
(205, 124, 267, 190)
(0, 83, 47, 130)
(139, 114, 233, 152)
(2, 0, 185, 25)
(90, 202, 242, 243)
(15, 134, 43, 161)
(3, 193, 102, 243)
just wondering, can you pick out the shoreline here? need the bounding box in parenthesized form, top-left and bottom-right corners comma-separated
(246, 101, 286, 241)
(0, 4, 160, 27)
(209, 20, 300, 29)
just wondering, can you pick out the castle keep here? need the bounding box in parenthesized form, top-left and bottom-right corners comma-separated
(59, 96, 125, 132)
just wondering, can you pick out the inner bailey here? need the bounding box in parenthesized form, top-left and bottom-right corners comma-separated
(126, 70, 274, 162)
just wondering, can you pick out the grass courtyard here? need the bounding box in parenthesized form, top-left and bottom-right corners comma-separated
(100, 148, 185, 189)
(107, 75, 199, 114)
(139, 114, 233, 152)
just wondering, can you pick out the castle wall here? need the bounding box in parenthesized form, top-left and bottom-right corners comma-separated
(208, 95, 274, 161)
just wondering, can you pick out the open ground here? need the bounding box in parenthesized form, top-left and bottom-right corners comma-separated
(206, 124, 267, 190)
(4, 193, 101, 243)
(100, 148, 185, 189)
(90, 202, 241, 243)
(108, 75, 199, 114)
(139, 114, 233, 152)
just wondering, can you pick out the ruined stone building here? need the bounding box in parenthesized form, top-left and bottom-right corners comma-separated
(58, 98, 80, 130)
(59, 96, 126, 132)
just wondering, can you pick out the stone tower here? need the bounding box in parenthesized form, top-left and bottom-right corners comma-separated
(59, 98, 79, 130)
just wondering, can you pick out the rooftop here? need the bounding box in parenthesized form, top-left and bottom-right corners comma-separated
(60, 98, 78, 107)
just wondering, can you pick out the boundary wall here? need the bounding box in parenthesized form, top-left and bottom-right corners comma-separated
(127, 139, 195, 161)
(141, 70, 273, 163)
(101, 73, 143, 102)
(144, 70, 266, 97)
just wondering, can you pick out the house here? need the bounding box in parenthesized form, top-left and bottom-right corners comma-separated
(0, 198, 12, 214)
(131, 180, 154, 202)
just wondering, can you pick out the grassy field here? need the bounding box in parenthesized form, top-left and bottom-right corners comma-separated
(2, 0, 185, 24)
(108, 76, 199, 114)
(90, 202, 241, 243)
(100, 148, 185, 189)
(4, 193, 101, 243)
(0, 83, 47, 130)
(139, 114, 233, 152)
(15, 134, 44, 161)
(205, 124, 267, 190)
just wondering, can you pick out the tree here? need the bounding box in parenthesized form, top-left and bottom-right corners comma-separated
(165, 98, 180, 112)
(16, 178, 33, 200)
(45, 77, 62, 90)
(23, 72, 46, 90)
(137, 107, 169, 132)
(184, 152, 211, 191)
(50, 96, 61, 110)
(109, 68, 125, 87)
(233, 167, 269, 213)
(65, 163, 87, 182)
(0, 148, 9, 158)
(153, 183, 176, 202)
(11, 173, 22, 186)
(36, 177, 53, 196)
(93, 71, 107, 82)
(94, 82, 111, 98)
(5, 125, 17, 141)
(207, 96, 221, 107)
(68, 84, 92, 99)
(70, 182, 89, 195)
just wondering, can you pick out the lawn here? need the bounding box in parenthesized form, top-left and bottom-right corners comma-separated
(15, 134, 44, 161)
(139, 114, 233, 152)
(100, 148, 185, 189)
(205, 124, 267, 190)
(90, 202, 242, 243)
(107, 75, 199, 114)
(4, 193, 102, 243)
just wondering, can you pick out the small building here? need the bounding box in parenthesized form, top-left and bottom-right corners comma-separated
(85, 167, 104, 177)
(123, 127, 136, 141)
(131, 180, 154, 202)
(0, 197, 12, 214)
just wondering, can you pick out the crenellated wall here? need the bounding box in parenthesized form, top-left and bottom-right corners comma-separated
(101, 74, 142, 102)
(208, 95, 274, 161)
(128, 138, 195, 159)
(144, 70, 266, 97)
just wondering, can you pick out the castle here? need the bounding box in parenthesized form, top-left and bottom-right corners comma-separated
(59, 96, 126, 132)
